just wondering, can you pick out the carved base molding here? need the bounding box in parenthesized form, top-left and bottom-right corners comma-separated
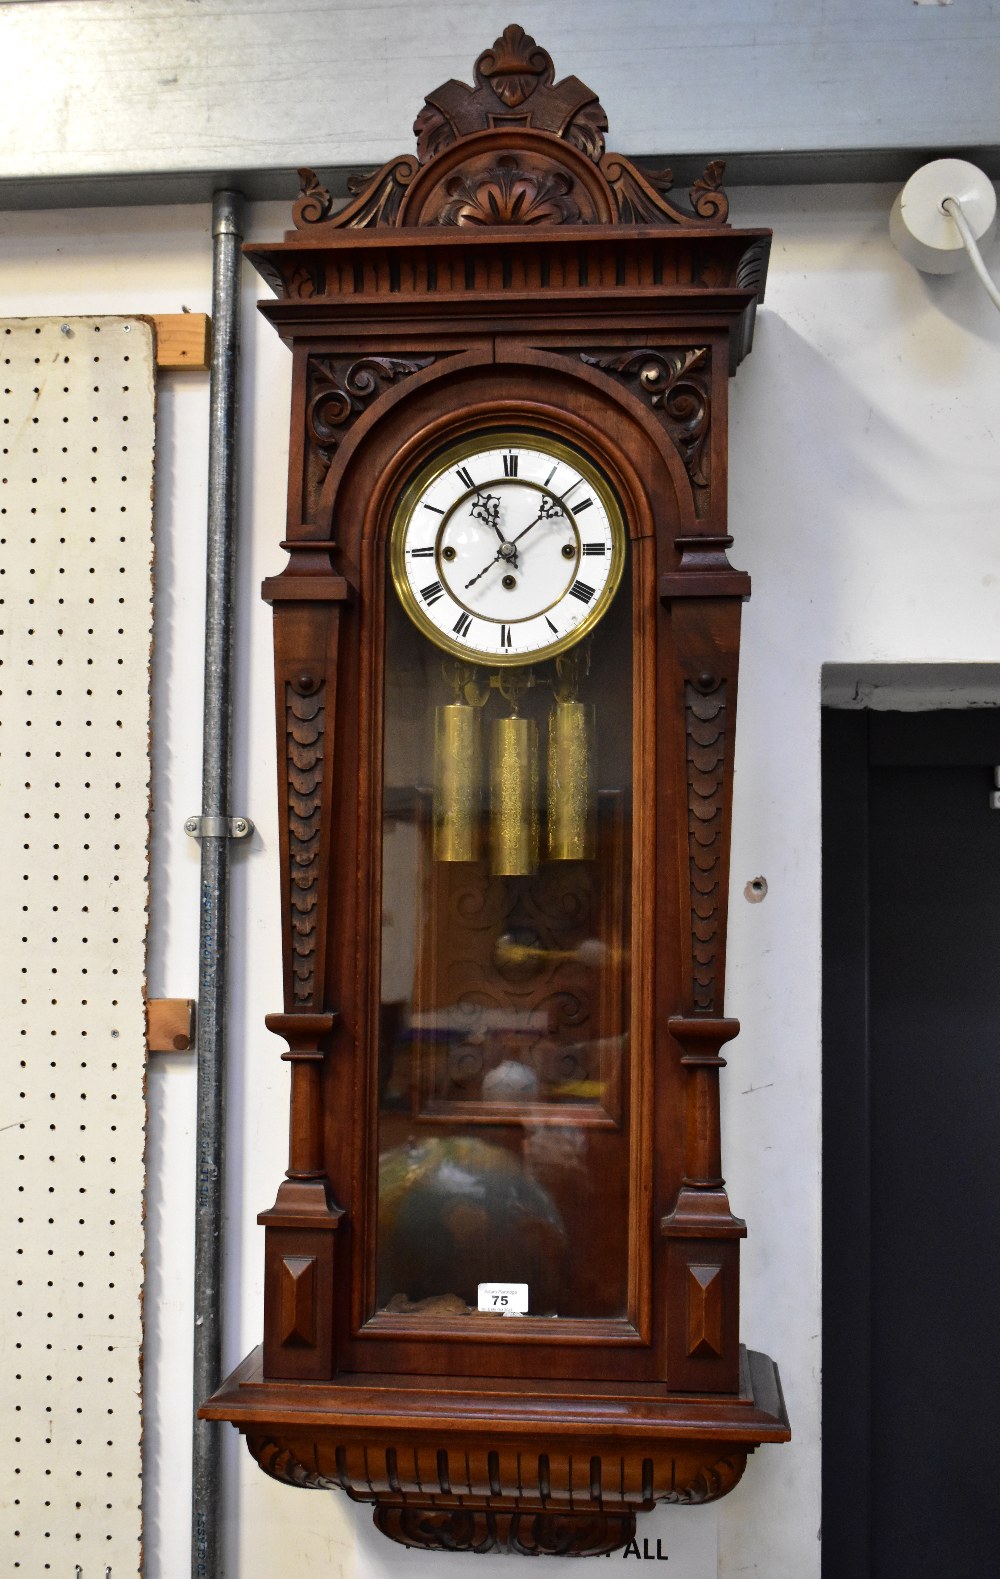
(246, 1433, 747, 1555)
(204, 1347, 788, 1557)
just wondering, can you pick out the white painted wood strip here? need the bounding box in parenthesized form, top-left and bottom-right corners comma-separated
(0, 317, 154, 1577)
(0, 0, 997, 183)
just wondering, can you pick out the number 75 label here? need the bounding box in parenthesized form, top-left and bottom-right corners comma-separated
(477, 1282, 529, 1314)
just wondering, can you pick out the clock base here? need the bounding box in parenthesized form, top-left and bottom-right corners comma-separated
(202, 1346, 788, 1556)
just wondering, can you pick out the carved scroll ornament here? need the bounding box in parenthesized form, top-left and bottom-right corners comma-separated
(292, 26, 729, 233)
(581, 347, 711, 507)
(305, 355, 436, 486)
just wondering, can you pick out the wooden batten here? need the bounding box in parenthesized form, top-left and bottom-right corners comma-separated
(150, 312, 212, 370)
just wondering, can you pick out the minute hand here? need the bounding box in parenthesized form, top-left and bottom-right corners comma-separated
(508, 496, 564, 548)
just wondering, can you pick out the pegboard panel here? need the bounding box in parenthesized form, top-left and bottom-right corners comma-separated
(0, 318, 155, 1576)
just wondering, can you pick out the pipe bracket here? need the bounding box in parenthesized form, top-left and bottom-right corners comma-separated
(185, 814, 255, 840)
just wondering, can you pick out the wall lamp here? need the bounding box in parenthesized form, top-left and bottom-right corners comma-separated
(890, 158, 999, 313)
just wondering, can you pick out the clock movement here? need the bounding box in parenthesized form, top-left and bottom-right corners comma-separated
(203, 25, 790, 1556)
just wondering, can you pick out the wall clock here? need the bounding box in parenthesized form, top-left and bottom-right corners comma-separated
(203, 24, 790, 1557)
(390, 429, 626, 665)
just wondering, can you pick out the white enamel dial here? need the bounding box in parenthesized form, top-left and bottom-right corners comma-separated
(391, 431, 626, 665)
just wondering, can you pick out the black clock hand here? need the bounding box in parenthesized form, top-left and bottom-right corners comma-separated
(507, 495, 564, 548)
(464, 542, 515, 589)
(464, 495, 565, 590)
(469, 490, 505, 542)
(463, 495, 563, 590)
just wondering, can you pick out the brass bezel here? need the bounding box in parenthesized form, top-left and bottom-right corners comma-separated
(390, 429, 627, 667)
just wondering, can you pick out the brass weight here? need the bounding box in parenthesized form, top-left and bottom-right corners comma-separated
(433, 701, 481, 861)
(489, 712, 539, 876)
(546, 698, 596, 860)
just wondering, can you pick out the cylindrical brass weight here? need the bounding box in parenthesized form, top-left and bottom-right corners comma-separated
(489, 714, 539, 876)
(546, 699, 596, 860)
(433, 702, 481, 861)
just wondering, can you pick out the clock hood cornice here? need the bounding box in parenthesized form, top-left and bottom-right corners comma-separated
(244, 25, 771, 369)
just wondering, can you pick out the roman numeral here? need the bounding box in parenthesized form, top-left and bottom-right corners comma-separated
(543, 465, 557, 487)
(581, 542, 605, 555)
(453, 611, 473, 638)
(410, 546, 435, 558)
(420, 580, 444, 605)
(423, 503, 444, 514)
(455, 465, 475, 490)
(573, 496, 594, 513)
(569, 579, 595, 604)
(503, 453, 518, 477)
(500, 624, 513, 648)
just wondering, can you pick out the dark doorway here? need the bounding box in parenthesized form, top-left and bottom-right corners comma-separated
(822, 708, 1000, 1579)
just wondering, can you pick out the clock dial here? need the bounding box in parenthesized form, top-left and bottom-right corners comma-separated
(391, 431, 626, 664)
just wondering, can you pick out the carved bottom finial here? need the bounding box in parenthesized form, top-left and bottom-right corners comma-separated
(373, 1505, 637, 1557)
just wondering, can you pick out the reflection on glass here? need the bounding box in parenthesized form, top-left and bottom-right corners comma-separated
(377, 557, 633, 1320)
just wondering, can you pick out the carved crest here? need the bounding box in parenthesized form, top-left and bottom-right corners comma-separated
(415, 24, 607, 161)
(293, 25, 729, 232)
(475, 23, 555, 108)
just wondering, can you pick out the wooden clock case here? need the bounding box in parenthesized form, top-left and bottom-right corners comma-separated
(202, 26, 790, 1557)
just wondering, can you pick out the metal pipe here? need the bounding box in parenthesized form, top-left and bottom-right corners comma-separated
(191, 188, 245, 1579)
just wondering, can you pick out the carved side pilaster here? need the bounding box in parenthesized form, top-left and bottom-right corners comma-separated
(286, 676, 325, 1008)
(684, 675, 727, 1013)
(580, 347, 712, 516)
(661, 1014, 745, 1393)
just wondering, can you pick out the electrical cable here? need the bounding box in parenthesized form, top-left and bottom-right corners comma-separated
(941, 195, 1000, 313)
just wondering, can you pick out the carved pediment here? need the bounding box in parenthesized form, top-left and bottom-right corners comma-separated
(292, 24, 729, 232)
(417, 23, 608, 160)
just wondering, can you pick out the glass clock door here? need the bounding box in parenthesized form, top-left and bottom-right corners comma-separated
(376, 549, 635, 1322)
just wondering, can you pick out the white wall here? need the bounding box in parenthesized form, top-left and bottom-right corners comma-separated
(1, 178, 997, 1578)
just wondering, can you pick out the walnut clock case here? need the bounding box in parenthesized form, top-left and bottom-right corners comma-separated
(202, 25, 790, 1558)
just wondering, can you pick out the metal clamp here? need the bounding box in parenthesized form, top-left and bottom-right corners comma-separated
(184, 815, 254, 840)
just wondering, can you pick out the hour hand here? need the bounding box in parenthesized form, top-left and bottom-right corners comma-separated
(464, 539, 517, 589)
